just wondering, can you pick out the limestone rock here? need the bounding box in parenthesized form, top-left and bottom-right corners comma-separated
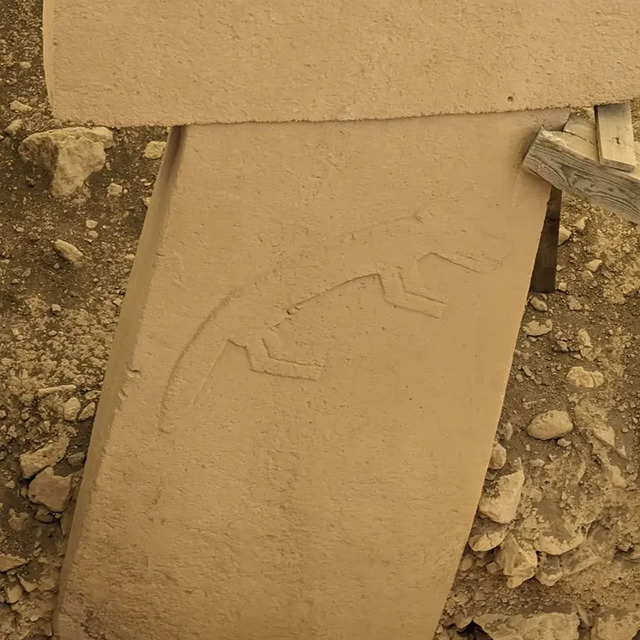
(0, 554, 28, 572)
(67, 452, 87, 467)
(28, 468, 72, 512)
(561, 543, 600, 576)
(19, 435, 70, 478)
(488, 442, 507, 470)
(574, 217, 588, 232)
(10, 100, 32, 112)
(577, 328, 592, 348)
(568, 296, 583, 311)
(529, 296, 548, 312)
(496, 534, 538, 588)
(527, 410, 573, 441)
(535, 554, 564, 586)
(536, 527, 585, 556)
(36, 384, 76, 399)
(558, 225, 572, 245)
(143, 141, 166, 159)
(4, 119, 23, 136)
(477, 462, 525, 524)
(475, 612, 579, 640)
(78, 402, 97, 421)
(592, 610, 640, 639)
(107, 182, 123, 196)
(63, 396, 81, 421)
(468, 520, 508, 552)
(567, 366, 605, 389)
(586, 259, 603, 273)
(54, 239, 84, 266)
(523, 319, 553, 337)
(18, 126, 114, 197)
(5, 583, 22, 604)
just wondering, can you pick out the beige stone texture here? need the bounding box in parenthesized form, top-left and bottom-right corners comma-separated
(56, 108, 566, 639)
(43, 0, 640, 126)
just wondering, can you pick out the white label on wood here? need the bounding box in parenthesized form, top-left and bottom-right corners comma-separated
(595, 102, 637, 172)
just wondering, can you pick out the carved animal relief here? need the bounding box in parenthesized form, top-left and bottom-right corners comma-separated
(160, 213, 505, 430)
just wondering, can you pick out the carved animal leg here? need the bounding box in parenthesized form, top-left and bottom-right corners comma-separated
(436, 250, 497, 273)
(399, 261, 449, 304)
(242, 331, 324, 380)
(379, 266, 447, 317)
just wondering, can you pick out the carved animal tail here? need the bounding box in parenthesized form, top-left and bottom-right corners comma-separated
(159, 300, 230, 434)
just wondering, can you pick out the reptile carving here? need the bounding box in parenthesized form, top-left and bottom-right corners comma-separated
(159, 212, 507, 431)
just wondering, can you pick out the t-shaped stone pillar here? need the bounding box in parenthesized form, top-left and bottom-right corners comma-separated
(44, 2, 640, 638)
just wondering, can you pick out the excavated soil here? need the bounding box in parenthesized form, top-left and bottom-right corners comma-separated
(2, 1, 640, 638)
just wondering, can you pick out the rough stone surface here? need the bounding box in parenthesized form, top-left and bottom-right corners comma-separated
(143, 141, 166, 159)
(496, 534, 538, 588)
(475, 612, 580, 640)
(53, 239, 84, 265)
(55, 111, 566, 640)
(535, 555, 564, 587)
(19, 436, 70, 478)
(28, 468, 72, 513)
(44, 0, 640, 125)
(18, 126, 114, 197)
(468, 520, 508, 552)
(558, 226, 572, 245)
(527, 410, 573, 440)
(62, 397, 81, 422)
(523, 319, 553, 337)
(529, 296, 548, 312)
(0, 556, 28, 573)
(566, 366, 605, 388)
(477, 463, 525, 524)
(592, 611, 640, 640)
(488, 442, 507, 470)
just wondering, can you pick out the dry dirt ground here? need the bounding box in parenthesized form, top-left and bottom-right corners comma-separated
(2, 2, 640, 639)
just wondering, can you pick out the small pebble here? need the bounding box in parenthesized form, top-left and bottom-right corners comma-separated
(63, 397, 81, 422)
(28, 468, 72, 512)
(10, 100, 31, 113)
(585, 259, 603, 273)
(51, 304, 61, 314)
(54, 239, 84, 265)
(143, 141, 166, 160)
(558, 226, 572, 245)
(527, 410, 573, 440)
(77, 402, 96, 421)
(566, 366, 605, 389)
(85, 219, 98, 229)
(106, 183, 123, 197)
(5, 583, 22, 604)
(67, 452, 86, 467)
(574, 217, 587, 232)
(557, 281, 568, 292)
(489, 442, 507, 470)
(4, 119, 23, 136)
(529, 296, 548, 312)
(523, 319, 553, 337)
(568, 296, 583, 311)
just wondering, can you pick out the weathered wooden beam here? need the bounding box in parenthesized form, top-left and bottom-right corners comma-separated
(523, 122, 640, 226)
(595, 102, 636, 172)
(530, 186, 562, 293)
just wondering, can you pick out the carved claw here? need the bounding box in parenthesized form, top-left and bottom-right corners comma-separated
(379, 266, 448, 317)
(241, 332, 324, 380)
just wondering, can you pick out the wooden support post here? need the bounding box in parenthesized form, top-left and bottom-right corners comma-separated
(523, 122, 640, 226)
(530, 186, 562, 293)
